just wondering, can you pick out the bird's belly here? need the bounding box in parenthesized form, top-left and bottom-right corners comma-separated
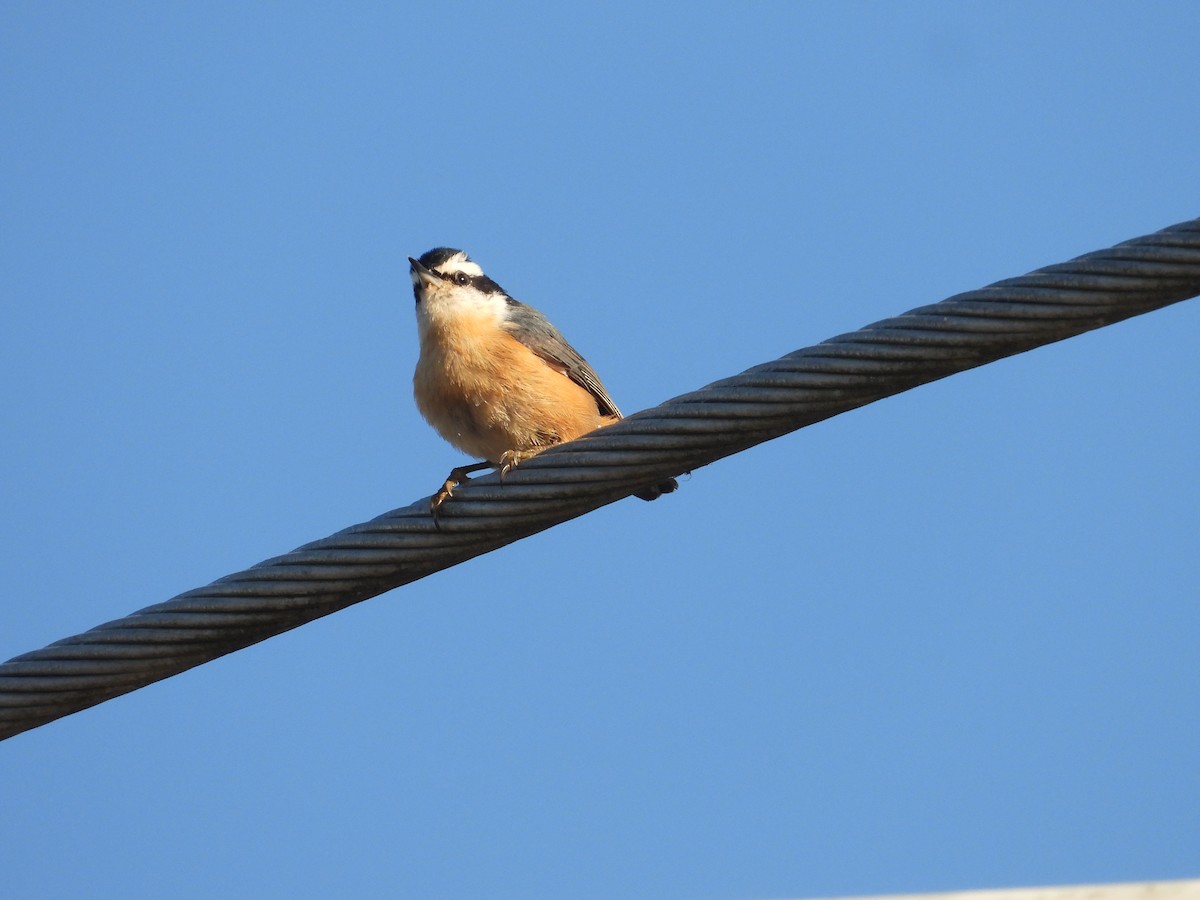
(415, 327, 606, 462)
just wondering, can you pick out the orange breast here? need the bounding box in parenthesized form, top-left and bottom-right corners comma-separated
(415, 312, 613, 462)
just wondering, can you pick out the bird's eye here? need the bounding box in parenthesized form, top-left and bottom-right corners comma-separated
(452, 272, 470, 286)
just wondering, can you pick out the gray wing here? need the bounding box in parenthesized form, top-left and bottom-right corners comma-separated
(502, 299, 622, 419)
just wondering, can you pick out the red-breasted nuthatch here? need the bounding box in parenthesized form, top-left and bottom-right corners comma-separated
(409, 248, 677, 514)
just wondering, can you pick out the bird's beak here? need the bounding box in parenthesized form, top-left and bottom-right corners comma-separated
(409, 256, 440, 289)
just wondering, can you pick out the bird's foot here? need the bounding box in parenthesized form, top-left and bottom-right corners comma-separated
(429, 461, 495, 521)
(497, 449, 536, 481)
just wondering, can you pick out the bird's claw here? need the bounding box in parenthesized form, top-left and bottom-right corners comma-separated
(429, 479, 457, 520)
(497, 450, 532, 482)
(428, 461, 496, 526)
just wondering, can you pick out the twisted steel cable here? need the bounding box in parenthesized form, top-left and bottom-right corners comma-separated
(2, 218, 1199, 741)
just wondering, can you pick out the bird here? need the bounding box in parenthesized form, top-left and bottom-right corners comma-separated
(409, 248, 677, 516)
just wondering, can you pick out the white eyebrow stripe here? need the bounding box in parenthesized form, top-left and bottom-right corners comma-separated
(433, 252, 484, 278)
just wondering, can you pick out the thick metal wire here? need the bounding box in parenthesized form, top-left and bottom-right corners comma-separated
(2, 218, 1198, 741)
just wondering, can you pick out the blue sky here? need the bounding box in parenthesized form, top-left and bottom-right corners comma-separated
(2, 4, 1197, 898)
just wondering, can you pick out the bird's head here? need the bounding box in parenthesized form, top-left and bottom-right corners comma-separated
(409, 248, 509, 317)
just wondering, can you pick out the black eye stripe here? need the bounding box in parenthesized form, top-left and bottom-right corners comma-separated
(434, 271, 504, 294)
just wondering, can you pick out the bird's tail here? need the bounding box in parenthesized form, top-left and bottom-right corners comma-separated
(634, 477, 679, 502)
